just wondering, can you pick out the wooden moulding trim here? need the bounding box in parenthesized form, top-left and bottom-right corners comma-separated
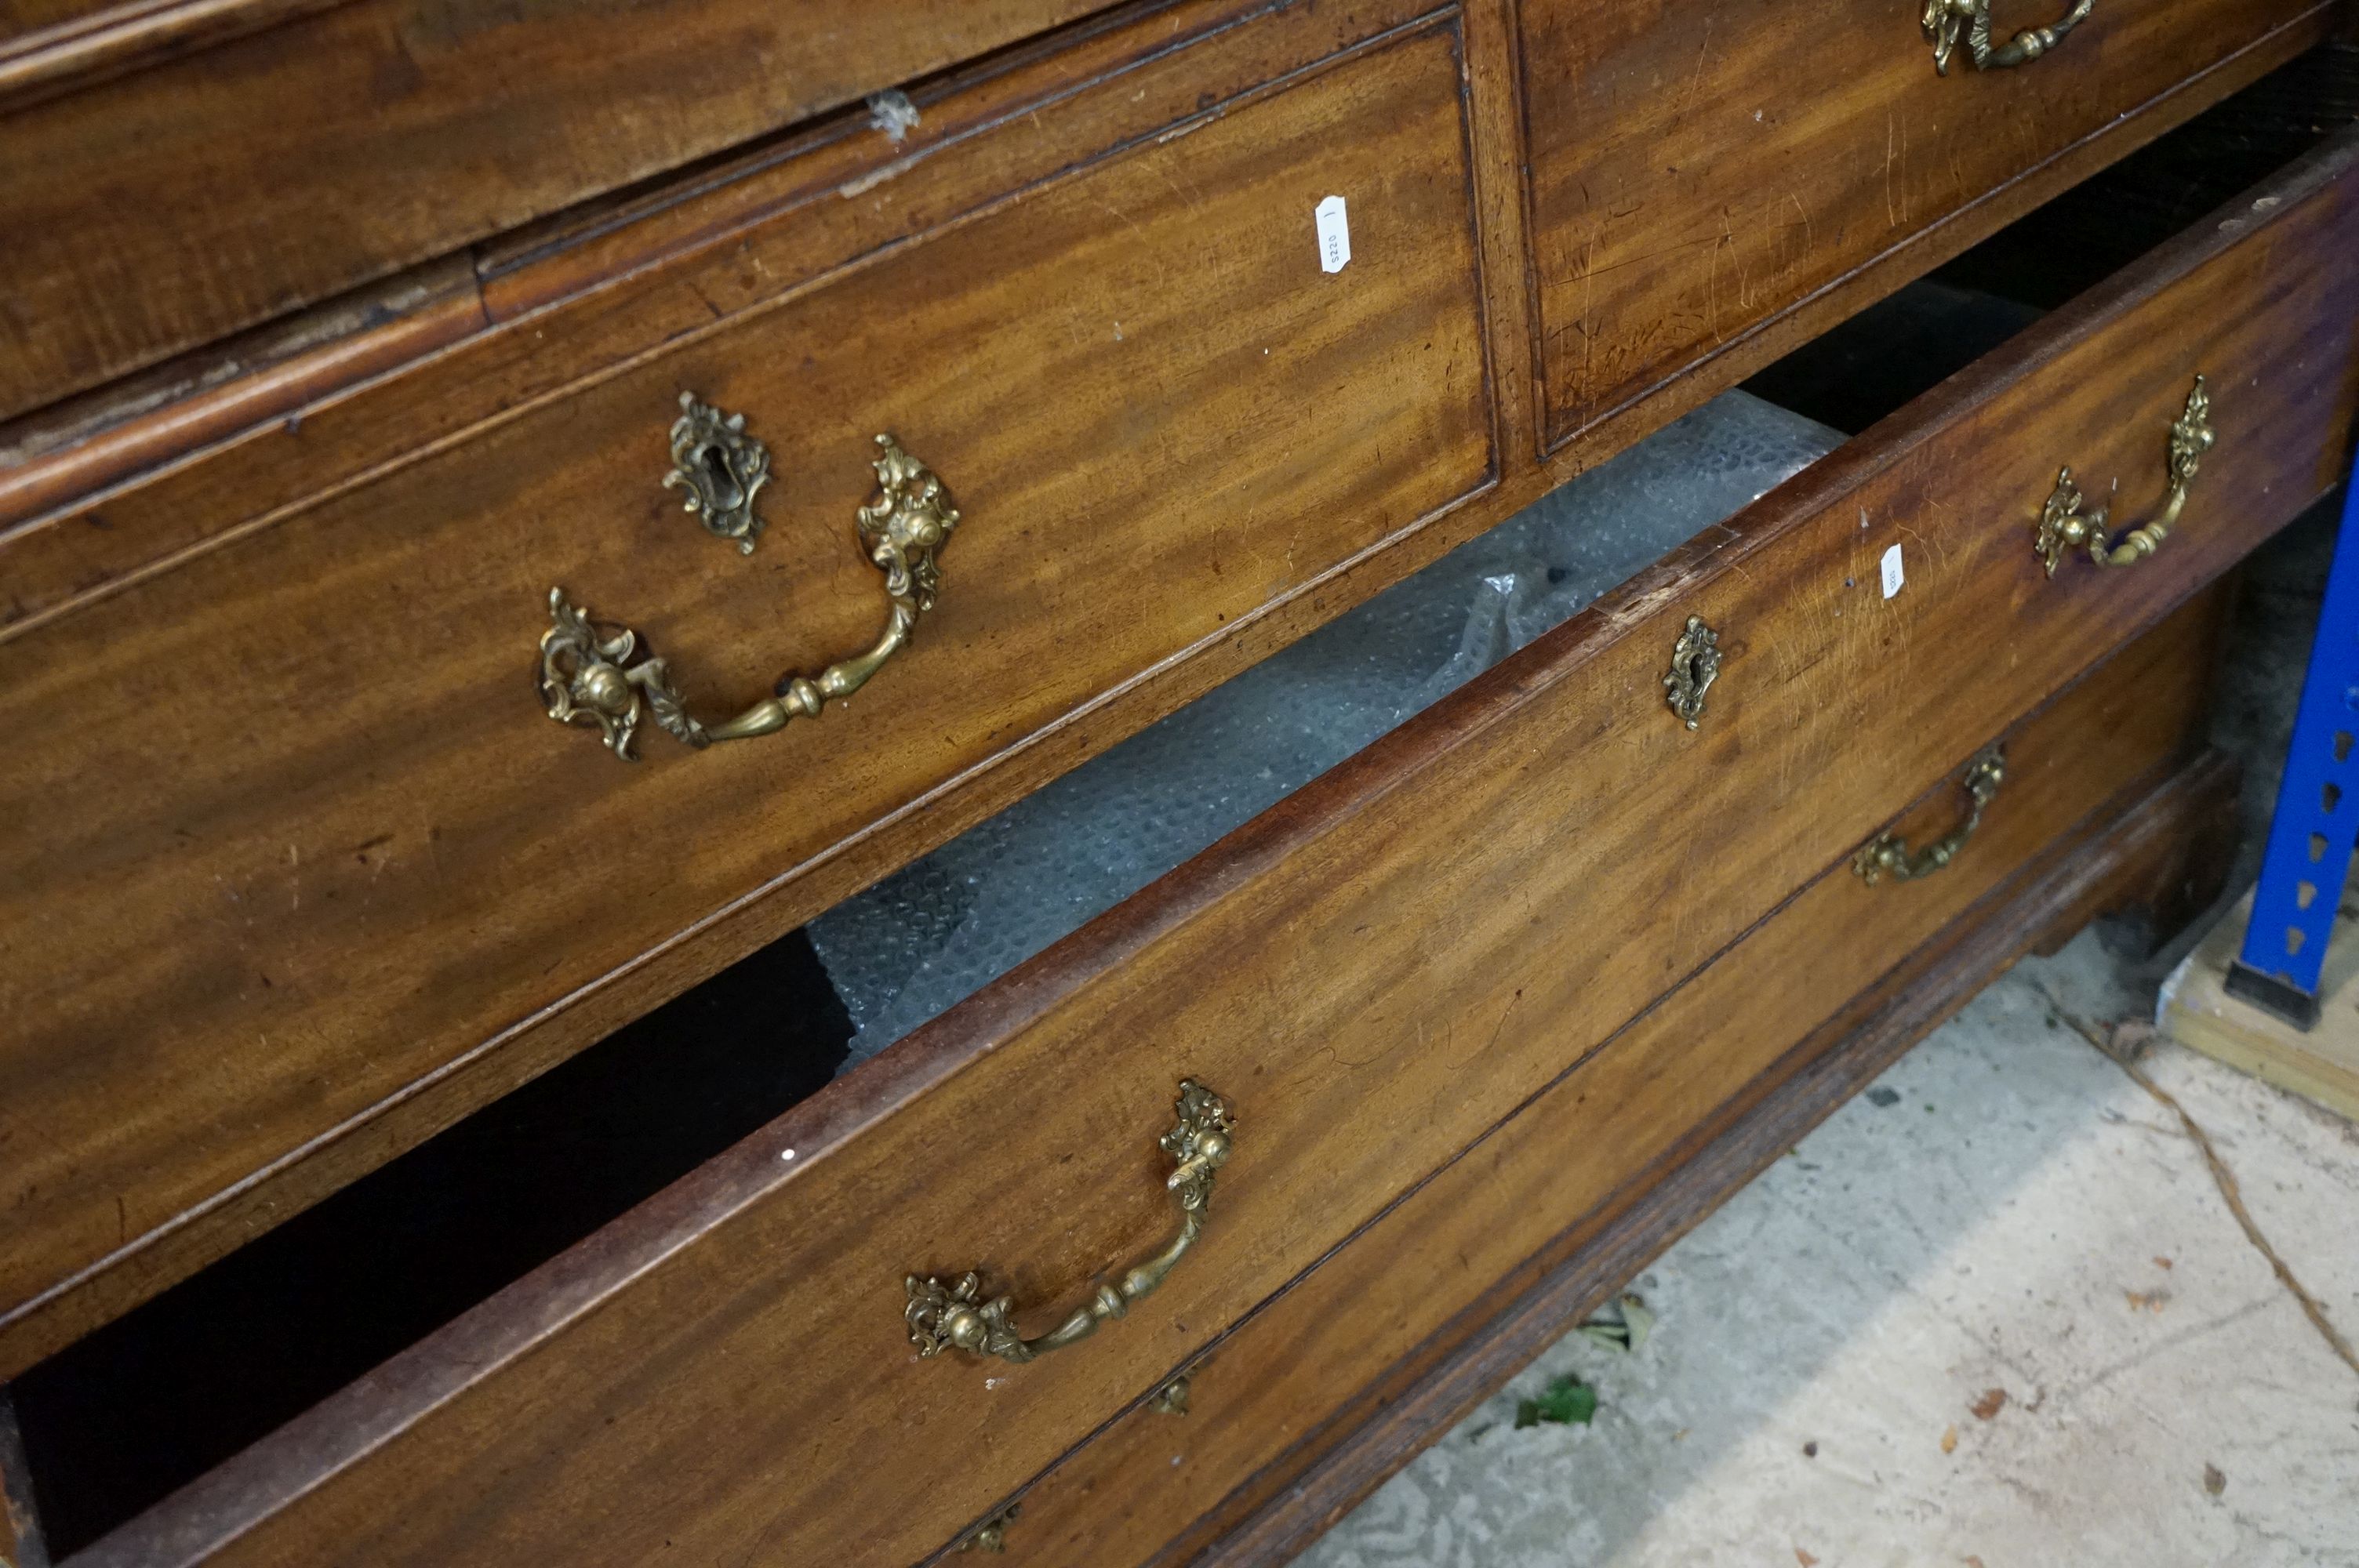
(0, 0, 1191, 495)
(0, 0, 352, 113)
(0, 260, 489, 525)
(466, 0, 1234, 297)
(0, 0, 1176, 530)
(1529, 0, 2346, 460)
(0, 0, 1444, 631)
(1189, 746, 2245, 1568)
(1456, 0, 1543, 501)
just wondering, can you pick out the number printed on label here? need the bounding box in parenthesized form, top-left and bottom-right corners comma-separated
(1881, 543, 1905, 599)
(1315, 195, 1350, 274)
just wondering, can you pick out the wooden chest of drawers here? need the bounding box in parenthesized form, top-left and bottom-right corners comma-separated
(2, 4, 2354, 1566)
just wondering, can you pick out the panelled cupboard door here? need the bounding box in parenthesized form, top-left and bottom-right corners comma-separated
(1519, 0, 2335, 449)
(0, 13, 1493, 1377)
(80, 124, 2359, 1568)
(0, 0, 1115, 417)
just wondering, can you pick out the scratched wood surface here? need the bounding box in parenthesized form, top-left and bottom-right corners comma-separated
(75, 132, 2359, 1568)
(990, 586, 2229, 1568)
(1520, 0, 2329, 452)
(0, 0, 1125, 416)
(1198, 746, 2247, 1568)
(0, 13, 1491, 1380)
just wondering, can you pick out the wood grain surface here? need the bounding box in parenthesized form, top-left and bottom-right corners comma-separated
(0, 13, 1490, 1377)
(0, 0, 1437, 620)
(1198, 744, 2246, 1568)
(0, 0, 1123, 414)
(10, 2, 2324, 628)
(1521, 0, 2332, 451)
(0, 33, 2326, 1396)
(74, 132, 2359, 1568)
(985, 586, 2228, 1568)
(0, 257, 489, 522)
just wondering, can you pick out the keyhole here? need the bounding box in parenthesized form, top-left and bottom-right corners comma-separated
(702, 447, 743, 512)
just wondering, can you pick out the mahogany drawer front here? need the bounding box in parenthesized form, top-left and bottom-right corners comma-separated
(0, 16, 1492, 1373)
(0, 0, 1118, 419)
(78, 129, 2359, 1568)
(1518, 0, 2335, 452)
(996, 584, 2232, 1568)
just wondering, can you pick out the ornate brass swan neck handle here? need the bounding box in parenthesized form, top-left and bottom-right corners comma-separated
(905, 1080, 1234, 1366)
(1923, 0, 2092, 74)
(1854, 746, 2007, 885)
(539, 398, 958, 760)
(2034, 378, 2214, 577)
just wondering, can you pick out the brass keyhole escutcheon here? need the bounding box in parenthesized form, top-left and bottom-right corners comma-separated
(660, 392, 772, 553)
(1663, 615, 1722, 731)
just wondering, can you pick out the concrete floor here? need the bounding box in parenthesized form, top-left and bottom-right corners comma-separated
(1305, 503, 2359, 1568)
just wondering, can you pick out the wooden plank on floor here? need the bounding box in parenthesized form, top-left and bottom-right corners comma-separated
(2161, 886, 2359, 1120)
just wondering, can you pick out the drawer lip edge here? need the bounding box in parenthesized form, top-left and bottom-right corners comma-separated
(0, 0, 351, 112)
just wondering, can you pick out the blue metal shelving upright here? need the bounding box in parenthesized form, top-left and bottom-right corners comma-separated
(2228, 453, 2359, 1028)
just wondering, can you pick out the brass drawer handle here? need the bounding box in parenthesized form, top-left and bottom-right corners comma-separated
(1150, 1371, 1196, 1415)
(2035, 378, 2215, 576)
(905, 1080, 1234, 1365)
(1854, 746, 2006, 885)
(957, 1504, 1020, 1554)
(539, 402, 958, 760)
(1923, 0, 2092, 74)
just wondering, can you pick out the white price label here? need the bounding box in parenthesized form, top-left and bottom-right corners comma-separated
(1315, 195, 1350, 274)
(1880, 543, 1904, 600)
